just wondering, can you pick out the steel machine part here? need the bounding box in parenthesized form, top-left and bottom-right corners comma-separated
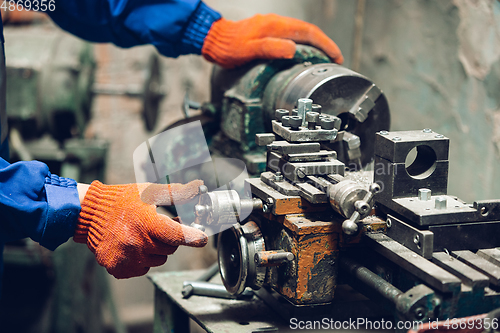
(192, 185, 263, 229)
(162, 47, 500, 326)
(218, 222, 266, 295)
(204, 45, 389, 173)
(193, 96, 383, 304)
(192, 127, 500, 323)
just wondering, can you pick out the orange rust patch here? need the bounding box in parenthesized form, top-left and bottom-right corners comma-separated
(284, 214, 342, 235)
(295, 233, 338, 302)
(274, 198, 328, 215)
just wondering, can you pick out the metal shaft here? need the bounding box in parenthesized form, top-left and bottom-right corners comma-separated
(182, 281, 253, 300)
(181, 262, 219, 298)
(340, 256, 402, 305)
(255, 251, 294, 267)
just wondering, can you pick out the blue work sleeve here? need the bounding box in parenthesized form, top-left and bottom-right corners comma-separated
(0, 158, 81, 251)
(47, 0, 221, 58)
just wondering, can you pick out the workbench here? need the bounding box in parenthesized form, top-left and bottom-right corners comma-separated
(149, 270, 390, 333)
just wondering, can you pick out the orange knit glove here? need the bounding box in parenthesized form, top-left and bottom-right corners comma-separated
(202, 13, 344, 69)
(74, 180, 207, 279)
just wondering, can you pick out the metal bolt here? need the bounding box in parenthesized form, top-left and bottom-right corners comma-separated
(298, 98, 312, 126)
(320, 117, 335, 130)
(274, 171, 283, 182)
(435, 197, 447, 209)
(291, 109, 298, 116)
(275, 109, 289, 122)
(414, 234, 421, 247)
(418, 188, 431, 201)
(331, 116, 342, 130)
(366, 225, 373, 232)
(414, 307, 425, 320)
(266, 197, 275, 206)
(354, 200, 370, 214)
(392, 136, 402, 141)
(423, 128, 432, 133)
(379, 130, 389, 135)
(306, 111, 320, 130)
(386, 218, 392, 228)
(435, 134, 444, 138)
(289, 116, 302, 130)
(255, 251, 294, 267)
(296, 167, 307, 179)
(281, 115, 291, 127)
(262, 205, 270, 213)
(312, 104, 322, 114)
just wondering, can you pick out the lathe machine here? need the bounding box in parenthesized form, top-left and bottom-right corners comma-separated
(151, 46, 500, 329)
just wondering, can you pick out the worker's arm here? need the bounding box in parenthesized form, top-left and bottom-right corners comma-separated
(46, 0, 342, 67)
(0, 157, 206, 278)
(0, 158, 80, 250)
(47, 0, 221, 58)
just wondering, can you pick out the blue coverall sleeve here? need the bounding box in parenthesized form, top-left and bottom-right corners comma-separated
(0, 158, 80, 251)
(47, 0, 221, 57)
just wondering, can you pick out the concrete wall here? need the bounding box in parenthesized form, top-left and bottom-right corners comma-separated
(310, 0, 500, 202)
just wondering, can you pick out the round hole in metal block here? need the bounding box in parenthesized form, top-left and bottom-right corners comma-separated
(405, 145, 437, 179)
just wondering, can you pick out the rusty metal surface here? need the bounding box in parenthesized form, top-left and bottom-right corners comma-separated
(246, 178, 328, 215)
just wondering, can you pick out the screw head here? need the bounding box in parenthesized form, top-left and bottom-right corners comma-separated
(414, 307, 425, 320)
(320, 117, 335, 130)
(312, 104, 322, 114)
(414, 234, 420, 244)
(423, 128, 432, 133)
(289, 116, 302, 129)
(296, 167, 306, 178)
(386, 218, 392, 228)
(379, 130, 389, 135)
(392, 136, 402, 141)
(435, 134, 444, 138)
(306, 111, 320, 122)
(281, 115, 291, 127)
(275, 109, 289, 121)
(274, 171, 283, 182)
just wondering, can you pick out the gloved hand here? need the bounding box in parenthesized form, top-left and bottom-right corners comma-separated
(202, 13, 343, 69)
(74, 180, 207, 279)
